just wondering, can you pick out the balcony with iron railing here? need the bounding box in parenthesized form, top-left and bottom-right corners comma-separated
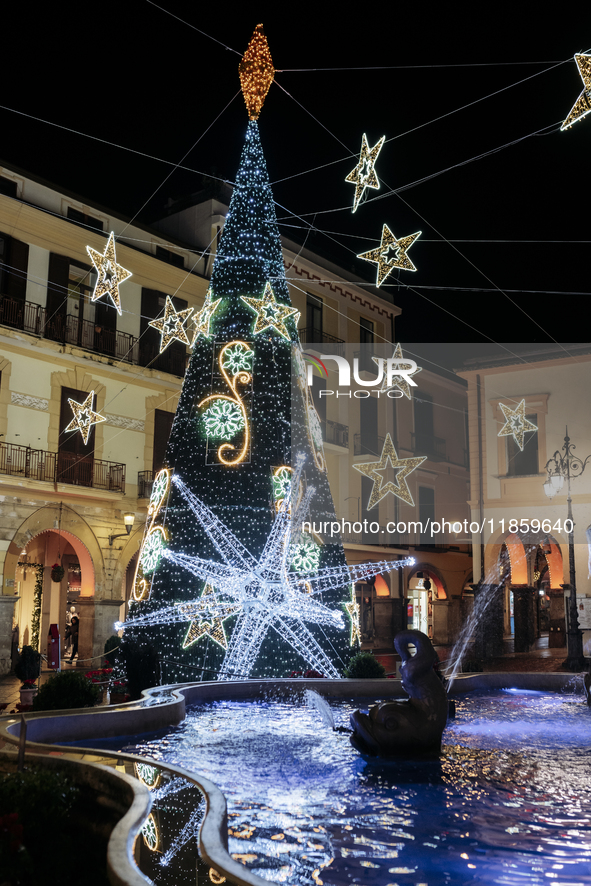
(353, 433, 385, 457)
(298, 327, 345, 355)
(0, 441, 125, 492)
(322, 419, 349, 448)
(0, 296, 187, 377)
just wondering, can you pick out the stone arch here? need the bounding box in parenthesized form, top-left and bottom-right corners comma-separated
(49, 368, 106, 458)
(408, 562, 447, 600)
(5, 503, 105, 596)
(110, 528, 143, 602)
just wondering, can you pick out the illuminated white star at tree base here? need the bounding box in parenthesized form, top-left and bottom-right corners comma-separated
(149, 295, 193, 353)
(497, 399, 537, 451)
(86, 232, 132, 315)
(65, 391, 106, 445)
(120, 470, 413, 680)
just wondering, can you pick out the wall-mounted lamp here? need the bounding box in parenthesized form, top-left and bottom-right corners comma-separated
(108, 513, 135, 547)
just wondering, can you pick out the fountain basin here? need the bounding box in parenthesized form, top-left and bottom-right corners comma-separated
(2, 674, 589, 886)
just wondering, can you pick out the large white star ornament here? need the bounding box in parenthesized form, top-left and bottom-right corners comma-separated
(65, 391, 106, 445)
(345, 133, 385, 212)
(561, 53, 591, 130)
(149, 295, 193, 353)
(497, 399, 537, 451)
(86, 232, 132, 315)
(241, 282, 298, 339)
(121, 471, 413, 679)
(358, 225, 421, 287)
(353, 433, 427, 509)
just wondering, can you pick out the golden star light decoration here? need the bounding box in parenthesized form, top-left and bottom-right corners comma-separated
(191, 288, 221, 346)
(497, 399, 538, 451)
(241, 282, 298, 339)
(65, 391, 106, 445)
(358, 224, 422, 287)
(239, 24, 274, 120)
(346, 133, 385, 212)
(561, 53, 591, 130)
(380, 342, 422, 399)
(353, 433, 427, 509)
(86, 232, 132, 315)
(149, 295, 193, 354)
(344, 585, 361, 645)
(181, 583, 239, 650)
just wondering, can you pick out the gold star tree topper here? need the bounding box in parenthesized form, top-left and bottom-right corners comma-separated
(380, 342, 422, 399)
(346, 133, 385, 212)
(561, 53, 591, 130)
(353, 433, 427, 509)
(241, 282, 298, 339)
(358, 224, 421, 287)
(149, 295, 193, 353)
(239, 24, 274, 120)
(65, 391, 106, 445)
(497, 399, 537, 451)
(191, 288, 221, 346)
(86, 232, 132, 315)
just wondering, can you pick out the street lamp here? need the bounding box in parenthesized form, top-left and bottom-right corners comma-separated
(543, 426, 591, 671)
(108, 513, 135, 547)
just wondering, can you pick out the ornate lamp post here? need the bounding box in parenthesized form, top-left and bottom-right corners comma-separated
(543, 427, 591, 671)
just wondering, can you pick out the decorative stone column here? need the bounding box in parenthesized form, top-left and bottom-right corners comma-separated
(0, 595, 19, 676)
(472, 583, 504, 659)
(513, 586, 536, 653)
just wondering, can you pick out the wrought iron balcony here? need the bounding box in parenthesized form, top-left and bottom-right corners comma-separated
(0, 441, 125, 492)
(138, 470, 155, 499)
(0, 296, 187, 377)
(298, 327, 345, 355)
(323, 419, 349, 448)
(353, 433, 385, 457)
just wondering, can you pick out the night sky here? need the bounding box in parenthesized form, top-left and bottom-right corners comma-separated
(2, 3, 589, 368)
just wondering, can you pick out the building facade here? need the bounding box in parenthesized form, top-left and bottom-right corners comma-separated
(0, 166, 472, 675)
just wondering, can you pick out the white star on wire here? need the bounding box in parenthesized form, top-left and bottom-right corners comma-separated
(345, 134, 385, 212)
(149, 295, 193, 353)
(122, 466, 413, 680)
(86, 232, 131, 315)
(64, 391, 106, 445)
(497, 399, 537, 451)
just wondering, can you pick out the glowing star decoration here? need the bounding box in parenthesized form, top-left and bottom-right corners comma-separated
(148, 295, 193, 353)
(181, 583, 238, 650)
(191, 288, 221, 346)
(497, 399, 538, 451)
(380, 343, 422, 399)
(344, 585, 361, 646)
(121, 472, 414, 680)
(239, 24, 274, 120)
(358, 224, 422, 287)
(64, 391, 106, 445)
(345, 133, 385, 212)
(241, 282, 298, 340)
(86, 232, 131, 315)
(353, 433, 427, 509)
(561, 54, 591, 130)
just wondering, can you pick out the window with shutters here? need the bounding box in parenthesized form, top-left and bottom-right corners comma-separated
(57, 387, 96, 487)
(0, 233, 29, 329)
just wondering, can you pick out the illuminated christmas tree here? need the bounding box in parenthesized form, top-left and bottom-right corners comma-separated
(122, 27, 411, 682)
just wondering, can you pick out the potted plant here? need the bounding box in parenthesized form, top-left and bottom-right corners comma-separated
(19, 677, 38, 706)
(109, 679, 130, 705)
(85, 668, 113, 704)
(50, 562, 65, 583)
